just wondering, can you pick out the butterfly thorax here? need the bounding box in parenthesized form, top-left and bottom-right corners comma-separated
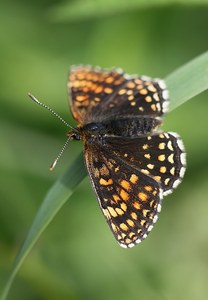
(68, 116, 161, 143)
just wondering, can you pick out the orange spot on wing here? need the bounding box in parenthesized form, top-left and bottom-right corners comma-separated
(138, 192, 148, 202)
(111, 223, 117, 232)
(120, 189, 130, 201)
(140, 220, 145, 226)
(120, 202, 127, 211)
(131, 212, 137, 220)
(154, 176, 161, 182)
(159, 142, 165, 150)
(147, 84, 157, 92)
(120, 180, 131, 190)
(145, 96, 152, 102)
(120, 223, 128, 231)
(99, 178, 113, 186)
(128, 95, 134, 101)
(160, 166, 167, 173)
(105, 76, 114, 83)
(115, 208, 124, 215)
(127, 219, 135, 227)
(95, 86, 103, 93)
(115, 166, 120, 172)
(158, 154, 165, 161)
(103, 209, 111, 219)
(126, 82, 135, 88)
(143, 209, 149, 217)
(133, 202, 141, 210)
(118, 89, 127, 95)
(151, 104, 156, 111)
(113, 194, 120, 201)
(139, 89, 148, 95)
(104, 87, 113, 94)
(130, 174, 139, 184)
(144, 186, 153, 192)
(142, 144, 149, 150)
(125, 238, 132, 244)
(108, 207, 118, 217)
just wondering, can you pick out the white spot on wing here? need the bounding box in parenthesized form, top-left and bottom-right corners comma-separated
(123, 73, 131, 80)
(157, 79, 167, 89)
(180, 166, 186, 178)
(159, 188, 163, 200)
(169, 132, 179, 138)
(157, 203, 162, 212)
(153, 215, 158, 223)
(162, 101, 169, 112)
(181, 153, 186, 165)
(147, 225, 154, 232)
(173, 179, 181, 189)
(169, 132, 185, 152)
(162, 90, 169, 100)
(177, 139, 185, 152)
(120, 243, 128, 249)
(163, 189, 173, 196)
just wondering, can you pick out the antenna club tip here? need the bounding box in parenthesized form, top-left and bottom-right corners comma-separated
(50, 160, 57, 171)
(28, 92, 34, 99)
(28, 92, 40, 104)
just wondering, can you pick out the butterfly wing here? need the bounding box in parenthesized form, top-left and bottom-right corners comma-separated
(104, 132, 186, 196)
(84, 142, 163, 248)
(68, 65, 168, 125)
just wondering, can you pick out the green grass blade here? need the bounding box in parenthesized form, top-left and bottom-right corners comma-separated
(166, 51, 208, 111)
(1, 153, 86, 300)
(1, 51, 208, 300)
(49, 0, 208, 22)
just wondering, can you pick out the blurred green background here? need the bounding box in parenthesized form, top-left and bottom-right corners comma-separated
(0, 0, 208, 299)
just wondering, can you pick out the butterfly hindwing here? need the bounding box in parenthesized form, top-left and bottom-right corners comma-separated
(105, 132, 186, 196)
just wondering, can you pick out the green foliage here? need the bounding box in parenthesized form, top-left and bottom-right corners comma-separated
(1, 51, 208, 300)
(166, 51, 208, 111)
(1, 1, 208, 300)
(50, 0, 208, 22)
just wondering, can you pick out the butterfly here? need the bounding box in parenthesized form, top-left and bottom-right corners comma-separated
(65, 65, 186, 248)
(28, 65, 186, 249)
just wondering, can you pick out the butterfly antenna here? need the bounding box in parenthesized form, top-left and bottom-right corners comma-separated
(49, 136, 71, 171)
(28, 92, 74, 130)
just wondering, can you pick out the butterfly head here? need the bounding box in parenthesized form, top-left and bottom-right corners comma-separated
(67, 128, 82, 141)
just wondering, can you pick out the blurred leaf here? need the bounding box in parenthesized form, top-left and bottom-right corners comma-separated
(166, 51, 208, 111)
(49, 0, 208, 22)
(1, 51, 208, 300)
(1, 153, 86, 300)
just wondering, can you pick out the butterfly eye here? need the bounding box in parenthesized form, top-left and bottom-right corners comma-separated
(84, 123, 105, 134)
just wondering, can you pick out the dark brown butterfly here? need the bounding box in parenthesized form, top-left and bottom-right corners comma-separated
(30, 65, 186, 248)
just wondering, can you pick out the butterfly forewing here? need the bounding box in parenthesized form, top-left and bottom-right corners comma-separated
(84, 144, 163, 248)
(68, 65, 126, 124)
(68, 65, 169, 124)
